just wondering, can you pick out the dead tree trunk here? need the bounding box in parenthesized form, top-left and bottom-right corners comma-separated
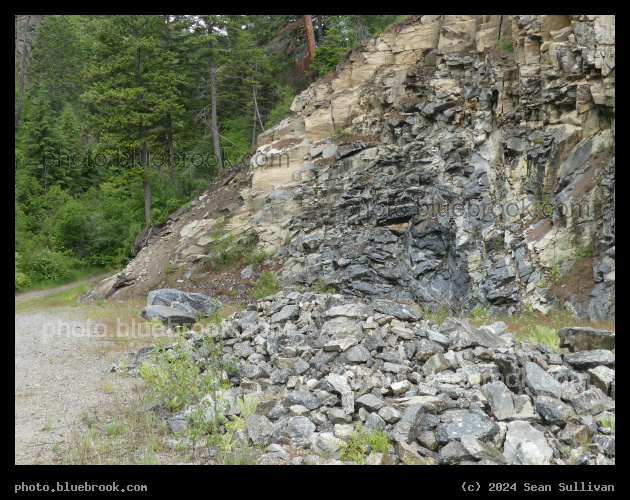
(209, 37, 223, 177)
(303, 15, 316, 83)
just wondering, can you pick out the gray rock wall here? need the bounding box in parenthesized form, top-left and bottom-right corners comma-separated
(250, 15, 615, 319)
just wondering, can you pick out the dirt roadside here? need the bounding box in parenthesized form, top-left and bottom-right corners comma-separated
(14, 306, 145, 465)
(15, 274, 141, 465)
(15, 271, 117, 303)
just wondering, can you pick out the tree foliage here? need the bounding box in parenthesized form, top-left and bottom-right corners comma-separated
(15, 14, 401, 289)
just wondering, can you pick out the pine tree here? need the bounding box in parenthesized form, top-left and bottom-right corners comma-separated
(17, 15, 90, 194)
(83, 15, 183, 227)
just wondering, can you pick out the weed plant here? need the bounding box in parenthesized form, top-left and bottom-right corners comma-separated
(601, 415, 615, 434)
(424, 304, 450, 326)
(313, 277, 336, 294)
(521, 324, 560, 349)
(340, 424, 390, 464)
(250, 270, 281, 299)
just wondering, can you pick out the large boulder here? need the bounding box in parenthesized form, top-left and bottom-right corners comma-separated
(147, 288, 221, 317)
(440, 317, 506, 350)
(557, 327, 615, 352)
(141, 305, 197, 327)
(371, 299, 421, 322)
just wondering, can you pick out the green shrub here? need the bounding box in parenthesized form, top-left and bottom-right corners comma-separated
(265, 84, 295, 129)
(340, 424, 390, 465)
(424, 304, 450, 326)
(22, 248, 74, 283)
(204, 216, 251, 268)
(310, 30, 348, 79)
(15, 252, 32, 291)
(246, 248, 267, 271)
(575, 247, 593, 260)
(330, 126, 351, 141)
(549, 264, 561, 284)
(497, 27, 514, 54)
(213, 234, 239, 265)
(470, 305, 488, 319)
(313, 277, 336, 294)
(601, 415, 615, 434)
(493, 235, 504, 251)
(534, 190, 553, 219)
(522, 301, 536, 318)
(139, 331, 235, 414)
(250, 270, 281, 299)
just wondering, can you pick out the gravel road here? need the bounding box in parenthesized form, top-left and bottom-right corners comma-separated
(15, 306, 142, 465)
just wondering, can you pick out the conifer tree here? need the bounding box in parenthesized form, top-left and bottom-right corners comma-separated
(82, 15, 183, 227)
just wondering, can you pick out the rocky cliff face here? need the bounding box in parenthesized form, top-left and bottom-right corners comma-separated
(99, 15, 615, 320)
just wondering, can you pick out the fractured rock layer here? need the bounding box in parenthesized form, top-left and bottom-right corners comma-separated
(96, 15, 615, 320)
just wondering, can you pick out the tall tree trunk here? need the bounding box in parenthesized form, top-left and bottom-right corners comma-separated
(251, 62, 264, 148)
(14, 16, 18, 81)
(303, 15, 316, 83)
(132, 19, 152, 227)
(15, 16, 30, 128)
(251, 96, 257, 148)
(140, 121, 151, 227)
(209, 37, 222, 177)
(162, 20, 180, 194)
(166, 110, 179, 193)
(315, 15, 324, 44)
(253, 61, 265, 132)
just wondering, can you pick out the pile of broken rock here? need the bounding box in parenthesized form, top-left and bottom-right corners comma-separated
(126, 289, 615, 465)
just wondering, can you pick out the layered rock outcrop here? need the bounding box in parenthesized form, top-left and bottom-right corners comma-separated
(96, 15, 615, 320)
(243, 14, 615, 318)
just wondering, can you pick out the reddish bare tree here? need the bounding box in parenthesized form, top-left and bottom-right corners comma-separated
(303, 15, 316, 83)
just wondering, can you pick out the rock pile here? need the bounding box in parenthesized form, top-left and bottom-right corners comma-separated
(131, 291, 615, 465)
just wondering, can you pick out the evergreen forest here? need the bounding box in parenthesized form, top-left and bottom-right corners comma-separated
(15, 14, 407, 291)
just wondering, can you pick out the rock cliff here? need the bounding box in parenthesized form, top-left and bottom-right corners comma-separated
(95, 15, 615, 320)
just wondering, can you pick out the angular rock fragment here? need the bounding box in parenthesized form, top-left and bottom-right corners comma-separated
(460, 435, 506, 464)
(563, 349, 615, 370)
(141, 305, 197, 327)
(355, 394, 386, 412)
(435, 411, 499, 444)
(147, 288, 221, 317)
(503, 420, 554, 465)
(587, 365, 615, 395)
(535, 396, 579, 426)
(568, 387, 615, 415)
(522, 361, 562, 399)
(557, 327, 615, 352)
(391, 403, 425, 443)
(325, 373, 355, 413)
(246, 414, 275, 446)
(283, 391, 321, 410)
(372, 299, 421, 322)
(312, 432, 344, 459)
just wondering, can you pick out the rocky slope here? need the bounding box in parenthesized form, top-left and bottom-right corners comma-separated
(93, 15, 615, 320)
